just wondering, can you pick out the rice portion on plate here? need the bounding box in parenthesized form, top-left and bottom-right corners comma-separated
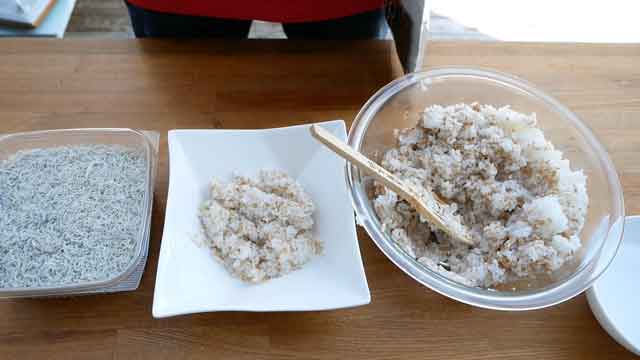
(199, 169, 321, 283)
(373, 103, 588, 288)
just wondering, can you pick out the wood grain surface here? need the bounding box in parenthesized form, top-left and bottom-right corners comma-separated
(0, 39, 639, 359)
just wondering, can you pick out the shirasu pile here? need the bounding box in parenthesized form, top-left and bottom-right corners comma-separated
(0, 145, 147, 288)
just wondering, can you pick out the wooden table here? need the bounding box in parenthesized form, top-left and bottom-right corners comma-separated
(0, 40, 639, 359)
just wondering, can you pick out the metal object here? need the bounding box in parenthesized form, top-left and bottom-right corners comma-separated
(385, 0, 429, 73)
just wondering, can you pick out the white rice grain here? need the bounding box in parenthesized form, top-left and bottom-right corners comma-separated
(373, 103, 588, 288)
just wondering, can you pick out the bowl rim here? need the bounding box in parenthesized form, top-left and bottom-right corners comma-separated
(0, 128, 155, 297)
(346, 67, 625, 310)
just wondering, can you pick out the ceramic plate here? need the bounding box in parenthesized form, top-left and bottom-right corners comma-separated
(153, 120, 370, 317)
(587, 216, 640, 355)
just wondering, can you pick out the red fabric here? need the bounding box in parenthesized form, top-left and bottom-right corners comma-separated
(126, 0, 385, 22)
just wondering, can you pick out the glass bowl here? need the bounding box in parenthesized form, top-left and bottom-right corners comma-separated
(347, 68, 625, 310)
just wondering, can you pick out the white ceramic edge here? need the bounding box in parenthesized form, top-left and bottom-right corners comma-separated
(153, 297, 372, 318)
(587, 215, 640, 356)
(152, 120, 370, 318)
(166, 121, 346, 134)
(152, 130, 181, 318)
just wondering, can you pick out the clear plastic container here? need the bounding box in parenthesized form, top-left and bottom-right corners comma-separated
(0, 128, 158, 298)
(347, 68, 625, 310)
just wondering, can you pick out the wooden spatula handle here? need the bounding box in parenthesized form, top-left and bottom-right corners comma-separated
(310, 124, 473, 245)
(310, 125, 418, 205)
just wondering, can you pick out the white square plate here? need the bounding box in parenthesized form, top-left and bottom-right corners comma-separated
(153, 120, 370, 317)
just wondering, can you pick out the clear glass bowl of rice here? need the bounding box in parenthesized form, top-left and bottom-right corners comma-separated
(347, 68, 624, 310)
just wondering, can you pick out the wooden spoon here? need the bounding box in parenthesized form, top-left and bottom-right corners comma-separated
(310, 125, 474, 246)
